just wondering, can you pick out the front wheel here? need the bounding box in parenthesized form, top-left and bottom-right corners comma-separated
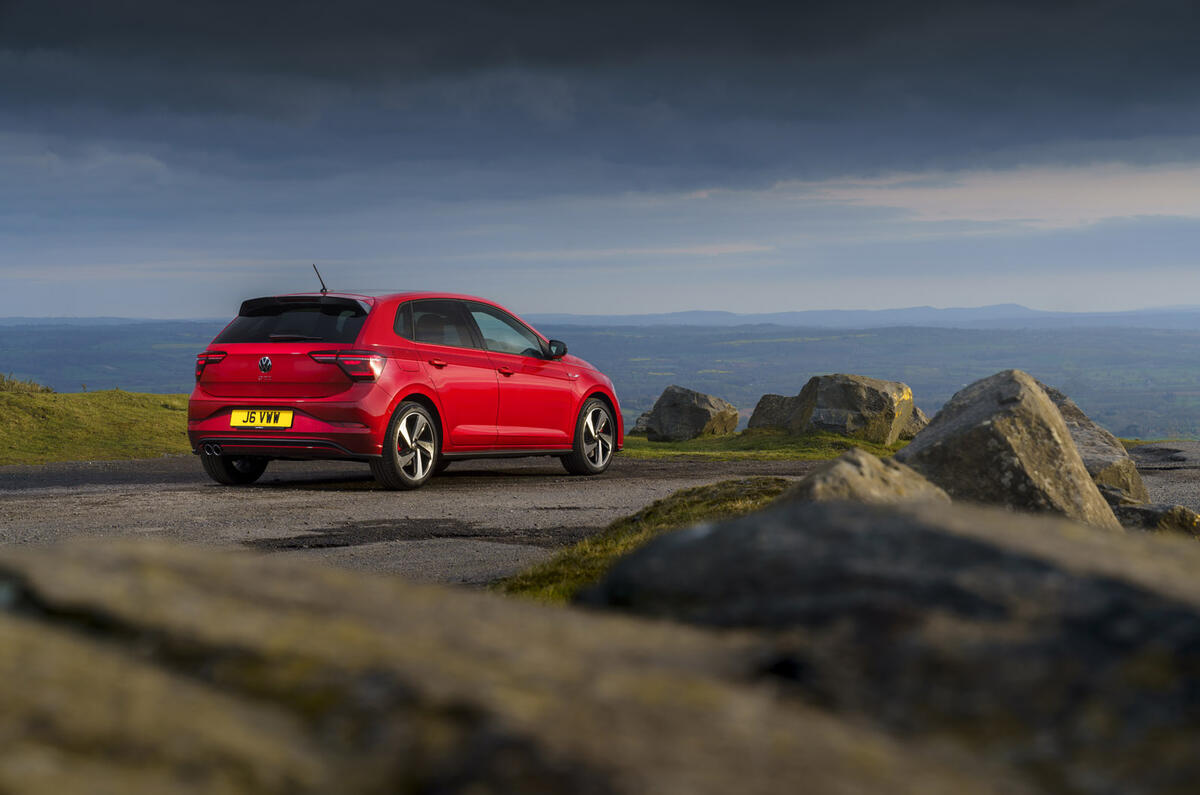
(201, 454, 268, 485)
(370, 401, 440, 489)
(561, 398, 616, 475)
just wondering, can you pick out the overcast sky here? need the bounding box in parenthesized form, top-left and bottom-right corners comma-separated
(3, 0, 1200, 318)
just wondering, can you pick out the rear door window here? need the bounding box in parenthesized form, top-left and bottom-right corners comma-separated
(410, 300, 480, 349)
(215, 297, 369, 344)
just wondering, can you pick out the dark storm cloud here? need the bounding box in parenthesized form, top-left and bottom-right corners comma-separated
(4, 0, 1200, 194)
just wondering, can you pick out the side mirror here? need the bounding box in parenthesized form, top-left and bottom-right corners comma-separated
(547, 339, 568, 359)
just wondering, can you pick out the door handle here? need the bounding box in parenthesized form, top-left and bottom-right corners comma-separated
(428, 359, 447, 368)
(497, 366, 515, 376)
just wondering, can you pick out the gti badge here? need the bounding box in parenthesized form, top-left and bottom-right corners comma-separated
(259, 356, 272, 373)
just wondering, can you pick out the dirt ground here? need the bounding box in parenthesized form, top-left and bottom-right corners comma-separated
(0, 454, 815, 586)
(3, 444, 1196, 588)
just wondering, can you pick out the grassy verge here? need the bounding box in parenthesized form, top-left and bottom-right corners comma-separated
(621, 428, 905, 460)
(495, 477, 791, 604)
(0, 389, 190, 466)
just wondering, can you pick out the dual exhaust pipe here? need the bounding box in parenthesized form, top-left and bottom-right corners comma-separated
(201, 443, 224, 456)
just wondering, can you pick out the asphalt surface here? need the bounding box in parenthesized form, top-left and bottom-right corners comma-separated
(3, 445, 1198, 588)
(1129, 441, 1200, 509)
(0, 454, 814, 586)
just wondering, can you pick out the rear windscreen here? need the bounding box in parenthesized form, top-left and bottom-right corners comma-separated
(214, 298, 369, 344)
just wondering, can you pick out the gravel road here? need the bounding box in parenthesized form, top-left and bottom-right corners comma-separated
(3, 445, 1197, 588)
(0, 454, 815, 586)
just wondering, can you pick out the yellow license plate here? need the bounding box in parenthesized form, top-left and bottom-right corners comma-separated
(230, 409, 294, 428)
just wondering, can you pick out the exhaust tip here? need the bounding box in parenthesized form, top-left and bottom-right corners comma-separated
(202, 444, 222, 456)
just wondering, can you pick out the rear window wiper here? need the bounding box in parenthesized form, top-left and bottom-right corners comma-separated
(268, 333, 325, 341)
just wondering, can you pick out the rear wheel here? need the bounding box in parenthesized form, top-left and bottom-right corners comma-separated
(370, 401, 440, 489)
(201, 454, 268, 485)
(561, 398, 615, 475)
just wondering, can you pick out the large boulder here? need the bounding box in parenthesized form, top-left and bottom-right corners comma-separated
(899, 405, 930, 440)
(746, 394, 793, 430)
(644, 385, 738, 442)
(0, 539, 1020, 795)
(752, 375, 917, 445)
(583, 498, 1200, 794)
(895, 370, 1121, 531)
(783, 448, 950, 505)
(1038, 382, 1150, 504)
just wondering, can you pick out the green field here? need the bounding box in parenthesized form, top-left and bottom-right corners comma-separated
(495, 477, 791, 603)
(0, 381, 190, 465)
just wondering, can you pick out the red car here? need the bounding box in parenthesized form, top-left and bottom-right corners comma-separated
(188, 292, 623, 488)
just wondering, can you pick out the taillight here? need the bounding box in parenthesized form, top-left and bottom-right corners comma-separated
(195, 351, 226, 381)
(309, 350, 386, 380)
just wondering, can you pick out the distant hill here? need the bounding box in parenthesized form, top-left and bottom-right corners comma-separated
(528, 304, 1200, 330)
(5, 311, 1200, 438)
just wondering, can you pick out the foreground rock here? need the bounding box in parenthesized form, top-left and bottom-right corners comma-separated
(1040, 382, 1150, 504)
(0, 540, 1019, 795)
(749, 374, 916, 445)
(644, 385, 738, 442)
(1114, 503, 1200, 535)
(584, 498, 1200, 794)
(784, 448, 949, 505)
(895, 370, 1121, 531)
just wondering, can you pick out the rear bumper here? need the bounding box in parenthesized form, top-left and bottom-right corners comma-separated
(188, 394, 385, 459)
(193, 437, 376, 460)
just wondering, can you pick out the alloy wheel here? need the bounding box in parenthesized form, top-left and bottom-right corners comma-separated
(396, 410, 436, 480)
(582, 406, 614, 469)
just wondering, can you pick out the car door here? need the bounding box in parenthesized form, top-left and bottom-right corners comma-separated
(405, 299, 499, 449)
(465, 301, 577, 448)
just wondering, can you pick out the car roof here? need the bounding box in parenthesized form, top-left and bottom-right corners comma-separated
(278, 291, 502, 305)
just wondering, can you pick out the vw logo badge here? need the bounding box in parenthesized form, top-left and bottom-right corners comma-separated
(259, 356, 272, 373)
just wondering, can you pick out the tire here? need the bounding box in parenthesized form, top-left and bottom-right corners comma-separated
(201, 454, 268, 485)
(370, 401, 440, 489)
(561, 398, 616, 475)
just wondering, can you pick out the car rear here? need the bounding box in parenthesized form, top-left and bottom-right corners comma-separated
(188, 294, 393, 461)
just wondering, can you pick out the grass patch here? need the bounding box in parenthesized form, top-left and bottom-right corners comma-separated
(0, 389, 190, 465)
(621, 428, 904, 460)
(495, 476, 791, 604)
(0, 374, 54, 394)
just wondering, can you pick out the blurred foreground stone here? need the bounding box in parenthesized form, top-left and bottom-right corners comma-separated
(783, 447, 949, 505)
(584, 498, 1200, 795)
(0, 540, 1024, 795)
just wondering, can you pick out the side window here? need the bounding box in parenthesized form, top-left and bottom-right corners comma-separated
(467, 303, 544, 358)
(411, 300, 479, 349)
(393, 302, 413, 339)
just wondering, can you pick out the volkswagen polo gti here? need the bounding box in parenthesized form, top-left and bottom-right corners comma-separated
(188, 292, 623, 489)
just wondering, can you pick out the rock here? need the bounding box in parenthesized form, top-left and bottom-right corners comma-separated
(746, 394, 793, 430)
(790, 374, 915, 445)
(629, 410, 652, 435)
(644, 385, 738, 442)
(1039, 382, 1150, 504)
(1114, 503, 1200, 535)
(783, 448, 950, 505)
(1099, 484, 1142, 507)
(899, 405, 929, 440)
(895, 370, 1121, 531)
(583, 498, 1200, 794)
(0, 540, 1023, 795)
